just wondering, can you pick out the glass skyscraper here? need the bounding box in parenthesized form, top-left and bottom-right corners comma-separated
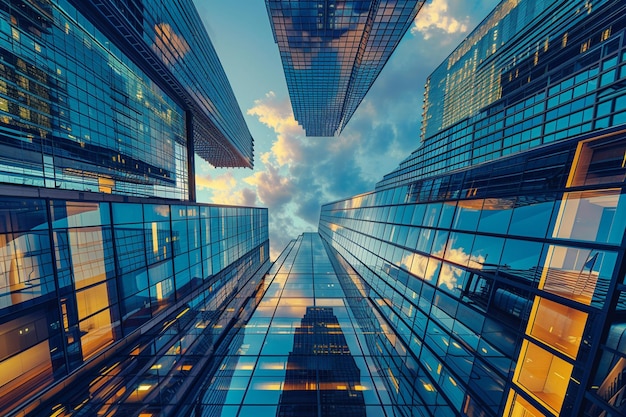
(0, 1, 270, 416)
(265, 0, 425, 136)
(190, 233, 397, 417)
(318, 0, 626, 416)
(0, 0, 254, 202)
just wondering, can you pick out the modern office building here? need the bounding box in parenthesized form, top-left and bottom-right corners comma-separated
(0, 1, 270, 416)
(318, 0, 626, 416)
(265, 0, 425, 136)
(0, 0, 254, 202)
(190, 233, 398, 417)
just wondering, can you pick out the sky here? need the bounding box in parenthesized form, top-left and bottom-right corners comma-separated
(192, 0, 501, 259)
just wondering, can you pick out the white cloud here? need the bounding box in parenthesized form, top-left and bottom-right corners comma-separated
(411, 0, 469, 40)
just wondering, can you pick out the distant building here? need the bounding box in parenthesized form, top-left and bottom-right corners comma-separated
(278, 306, 366, 417)
(319, 0, 626, 416)
(0, 1, 268, 416)
(266, 0, 425, 136)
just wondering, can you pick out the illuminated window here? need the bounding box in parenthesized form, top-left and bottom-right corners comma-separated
(504, 390, 546, 417)
(99, 177, 114, 194)
(601, 27, 612, 41)
(567, 136, 626, 187)
(552, 189, 626, 245)
(527, 297, 587, 358)
(539, 244, 605, 305)
(514, 340, 573, 414)
(580, 40, 591, 53)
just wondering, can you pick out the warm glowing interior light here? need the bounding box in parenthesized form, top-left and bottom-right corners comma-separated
(176, 307, 190, 319)
(151, 222, 159, 255)
(256, 383, 282, 390)
(137, 384, 152, 391)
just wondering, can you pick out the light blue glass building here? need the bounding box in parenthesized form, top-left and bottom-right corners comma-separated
(266, 0, 425, 136)
(0, 1, 269, 416)
(319, 0, 626, 416)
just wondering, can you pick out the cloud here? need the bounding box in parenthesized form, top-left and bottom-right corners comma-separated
(402, 243, 485, 291)
(411, 0, 469, 40)
(196, 171, 237, 191)
(247, 92, 304, 166)
(244, 162, 295, 208)
(196, 172, 257, 206)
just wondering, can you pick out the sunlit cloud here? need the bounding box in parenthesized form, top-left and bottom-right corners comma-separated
(196, 171, 237, 191)
(196, 172, 257, 206)
(401, 242, 485, 290)
(244, 162, 295, 208)
(411, 0, 469, 40)
(247, 91, 304, 166)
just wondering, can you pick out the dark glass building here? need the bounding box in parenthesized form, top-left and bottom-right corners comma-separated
(318, 0, 626, 416)
(265, 0, 425, 136)
(0, 1, 269, 416)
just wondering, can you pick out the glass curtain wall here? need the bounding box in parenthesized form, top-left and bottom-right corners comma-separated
(0, 196, 269, 415)
(319, 133, 626, 417)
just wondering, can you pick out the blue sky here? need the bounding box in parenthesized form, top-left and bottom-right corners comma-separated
(193, 0, 501, 258)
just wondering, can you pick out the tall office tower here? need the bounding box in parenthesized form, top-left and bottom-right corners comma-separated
(190, 233, 398, 417)
(265, 0, 424, 136)
(319, 0, 626, 416)
(0, 0, 254, 202)
(0, 1, 270, 416)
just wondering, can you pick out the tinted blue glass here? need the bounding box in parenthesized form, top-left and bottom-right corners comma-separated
(508, 198, 555, 238)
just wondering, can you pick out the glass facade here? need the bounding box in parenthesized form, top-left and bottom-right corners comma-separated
(266, 0, 424, 136)
(0, 196, 269, 416)
(72, 0, 255, 168)
(191, 233, 406, 417)
(379, 0, 626, 189)
(315, 0, 626, 415)
(319, 131, 626, 416)
(0, 0, 253, 202)
(0, 1, 269, 416)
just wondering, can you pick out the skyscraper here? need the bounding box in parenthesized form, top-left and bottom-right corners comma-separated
(265, 0, 425, 136)
(0, 0, 254, 202)
(318, 0, 626, 416)
(190, 233, 390, 417)
(0, 1, 269, 416)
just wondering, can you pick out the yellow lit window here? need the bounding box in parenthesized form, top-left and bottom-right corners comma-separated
(527, 296, 587, 358)
(513, 340, 573, 415)
(19, 106, 30, 120)
(601, 28, 612, 41)
(504, 390, 546, 417)
(580, 40, 591, 53)
(99, 177, 114, 194)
